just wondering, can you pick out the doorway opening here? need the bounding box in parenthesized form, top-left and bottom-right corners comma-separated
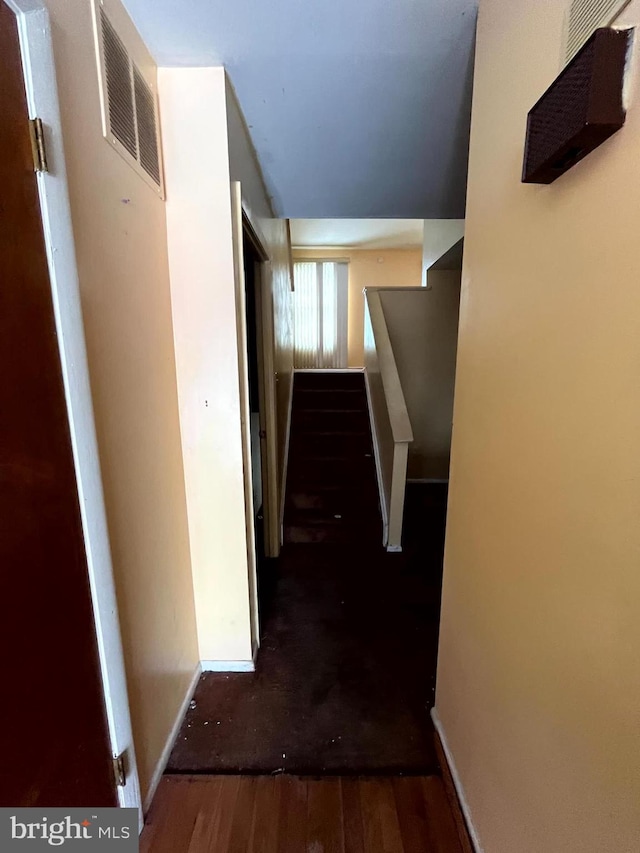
(237, 210, 283, 645)
(241, 223, 273, 616)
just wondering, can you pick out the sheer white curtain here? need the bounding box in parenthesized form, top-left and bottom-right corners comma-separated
(293, 261, 348, 368)
(293, 263, 320, 368)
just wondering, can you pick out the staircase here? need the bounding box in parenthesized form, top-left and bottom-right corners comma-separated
(284, 371, 382, 545)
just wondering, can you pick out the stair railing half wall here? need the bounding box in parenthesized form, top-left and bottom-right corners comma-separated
(363, 289, 413, 552)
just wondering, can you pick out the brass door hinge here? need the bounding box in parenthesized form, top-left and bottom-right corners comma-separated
(112, 752, 127, 788)
(28, 118, 48, 173)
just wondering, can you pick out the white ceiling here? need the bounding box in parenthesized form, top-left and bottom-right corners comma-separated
(122, 0, 478, 219)
(291, 219, 425, 250)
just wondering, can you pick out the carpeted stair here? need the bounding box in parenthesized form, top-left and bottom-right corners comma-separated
(284, 372, 382, 545)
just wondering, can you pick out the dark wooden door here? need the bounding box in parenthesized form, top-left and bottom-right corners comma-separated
(0, 1, 116, 807)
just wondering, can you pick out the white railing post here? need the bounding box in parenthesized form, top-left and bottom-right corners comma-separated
(363, 289, 413, 552)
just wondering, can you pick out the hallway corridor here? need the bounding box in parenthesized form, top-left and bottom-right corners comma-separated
(167, 372, 448, 774)
(142, 371, 463, 850)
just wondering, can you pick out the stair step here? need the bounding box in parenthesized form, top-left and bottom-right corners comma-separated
(294, 388, 367, 411)
(287, 458, 376, 488)
(284, 507, 379, 528)
(290, 433, 373, 457)
(294, 372, 365, 391)
(286, 486, 379, 513)
(292, 409, 370, 434)
(292, 406, 366, 416)
(284, 520, 382, 545)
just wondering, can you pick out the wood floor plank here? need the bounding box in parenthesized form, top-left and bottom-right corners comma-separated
(277, 775, 308, 853)
(248, 775, 282, 853)
(206, 776, 243, 852)
(226, 777, 259, 853)
(307, 778, 345, 853)
(141, 773, 465, 853)
(340, 779, 365, 853)
(187, 810, 216, 853)
(139, 776, 176, 853)
(421, 776, 464, 853)
(359, 779, 404, 853)
(187, 778, 224, 853)
(391, 777, 432, 853)
(142, 776, 222, 853)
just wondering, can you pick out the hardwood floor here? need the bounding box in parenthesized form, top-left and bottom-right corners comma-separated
(141, 774, 463, 853)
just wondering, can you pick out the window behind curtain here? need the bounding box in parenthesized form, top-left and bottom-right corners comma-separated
(293, 261, 348, 368)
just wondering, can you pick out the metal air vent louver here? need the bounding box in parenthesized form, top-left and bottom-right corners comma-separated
(566, 0, 631, 63)
(133, 67, 161, 186)
(94, 3, 164, 195)
(100, 12, 137, 159)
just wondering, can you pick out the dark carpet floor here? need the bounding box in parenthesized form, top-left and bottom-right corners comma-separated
(167, 371, 448, 775)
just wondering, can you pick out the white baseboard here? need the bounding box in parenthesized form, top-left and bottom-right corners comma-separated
(200, 659, 255, 672)
(363, 369, 389, 547)
(143, 655, 257, 815)
(386, 544, 402, 553)
(431, 708, 484, 853)
(143, 662, 202, 815)
(279, 374, 295, 542)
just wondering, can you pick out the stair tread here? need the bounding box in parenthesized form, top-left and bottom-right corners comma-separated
(290, 450, 373, 461)
(284, 525, 381, 544)
(296, 388, 365, 395)
(284, 514, 377, 524)
(294, 410, 367, 417)
(294, 372, 364, 387)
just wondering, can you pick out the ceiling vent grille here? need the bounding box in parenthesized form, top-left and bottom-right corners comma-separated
(565, 0, 632, 63)
(94, 3, 164, 196)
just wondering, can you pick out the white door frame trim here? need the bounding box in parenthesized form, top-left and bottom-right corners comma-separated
(230, 182, 261, 654)
(241, 207, 280, 559)
(7, 0, 142, 817)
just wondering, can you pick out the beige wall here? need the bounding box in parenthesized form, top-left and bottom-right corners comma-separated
(47, 0, 199, 800)
(435, 2, 640, 851)
(159, 69, 293, 663)
(422, 219, 465, 282)
(378, 275, 461, 480)
(293, 248, 422, 366)
(159, 68, 253, 664)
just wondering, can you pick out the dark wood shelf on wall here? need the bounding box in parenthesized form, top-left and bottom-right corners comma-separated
(522, 27, 632, 184)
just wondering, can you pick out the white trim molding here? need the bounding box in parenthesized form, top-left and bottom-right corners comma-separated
(279, 374, 295, 542)
(431, 708, 484, 853)
(143, 663, 202, 815)
(144, 658, 255, 814)
(364, 368, 389, 548)
(9, 0, 142, 817)
(200, 659, 255, 673)
(362, 291, 412, 552)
